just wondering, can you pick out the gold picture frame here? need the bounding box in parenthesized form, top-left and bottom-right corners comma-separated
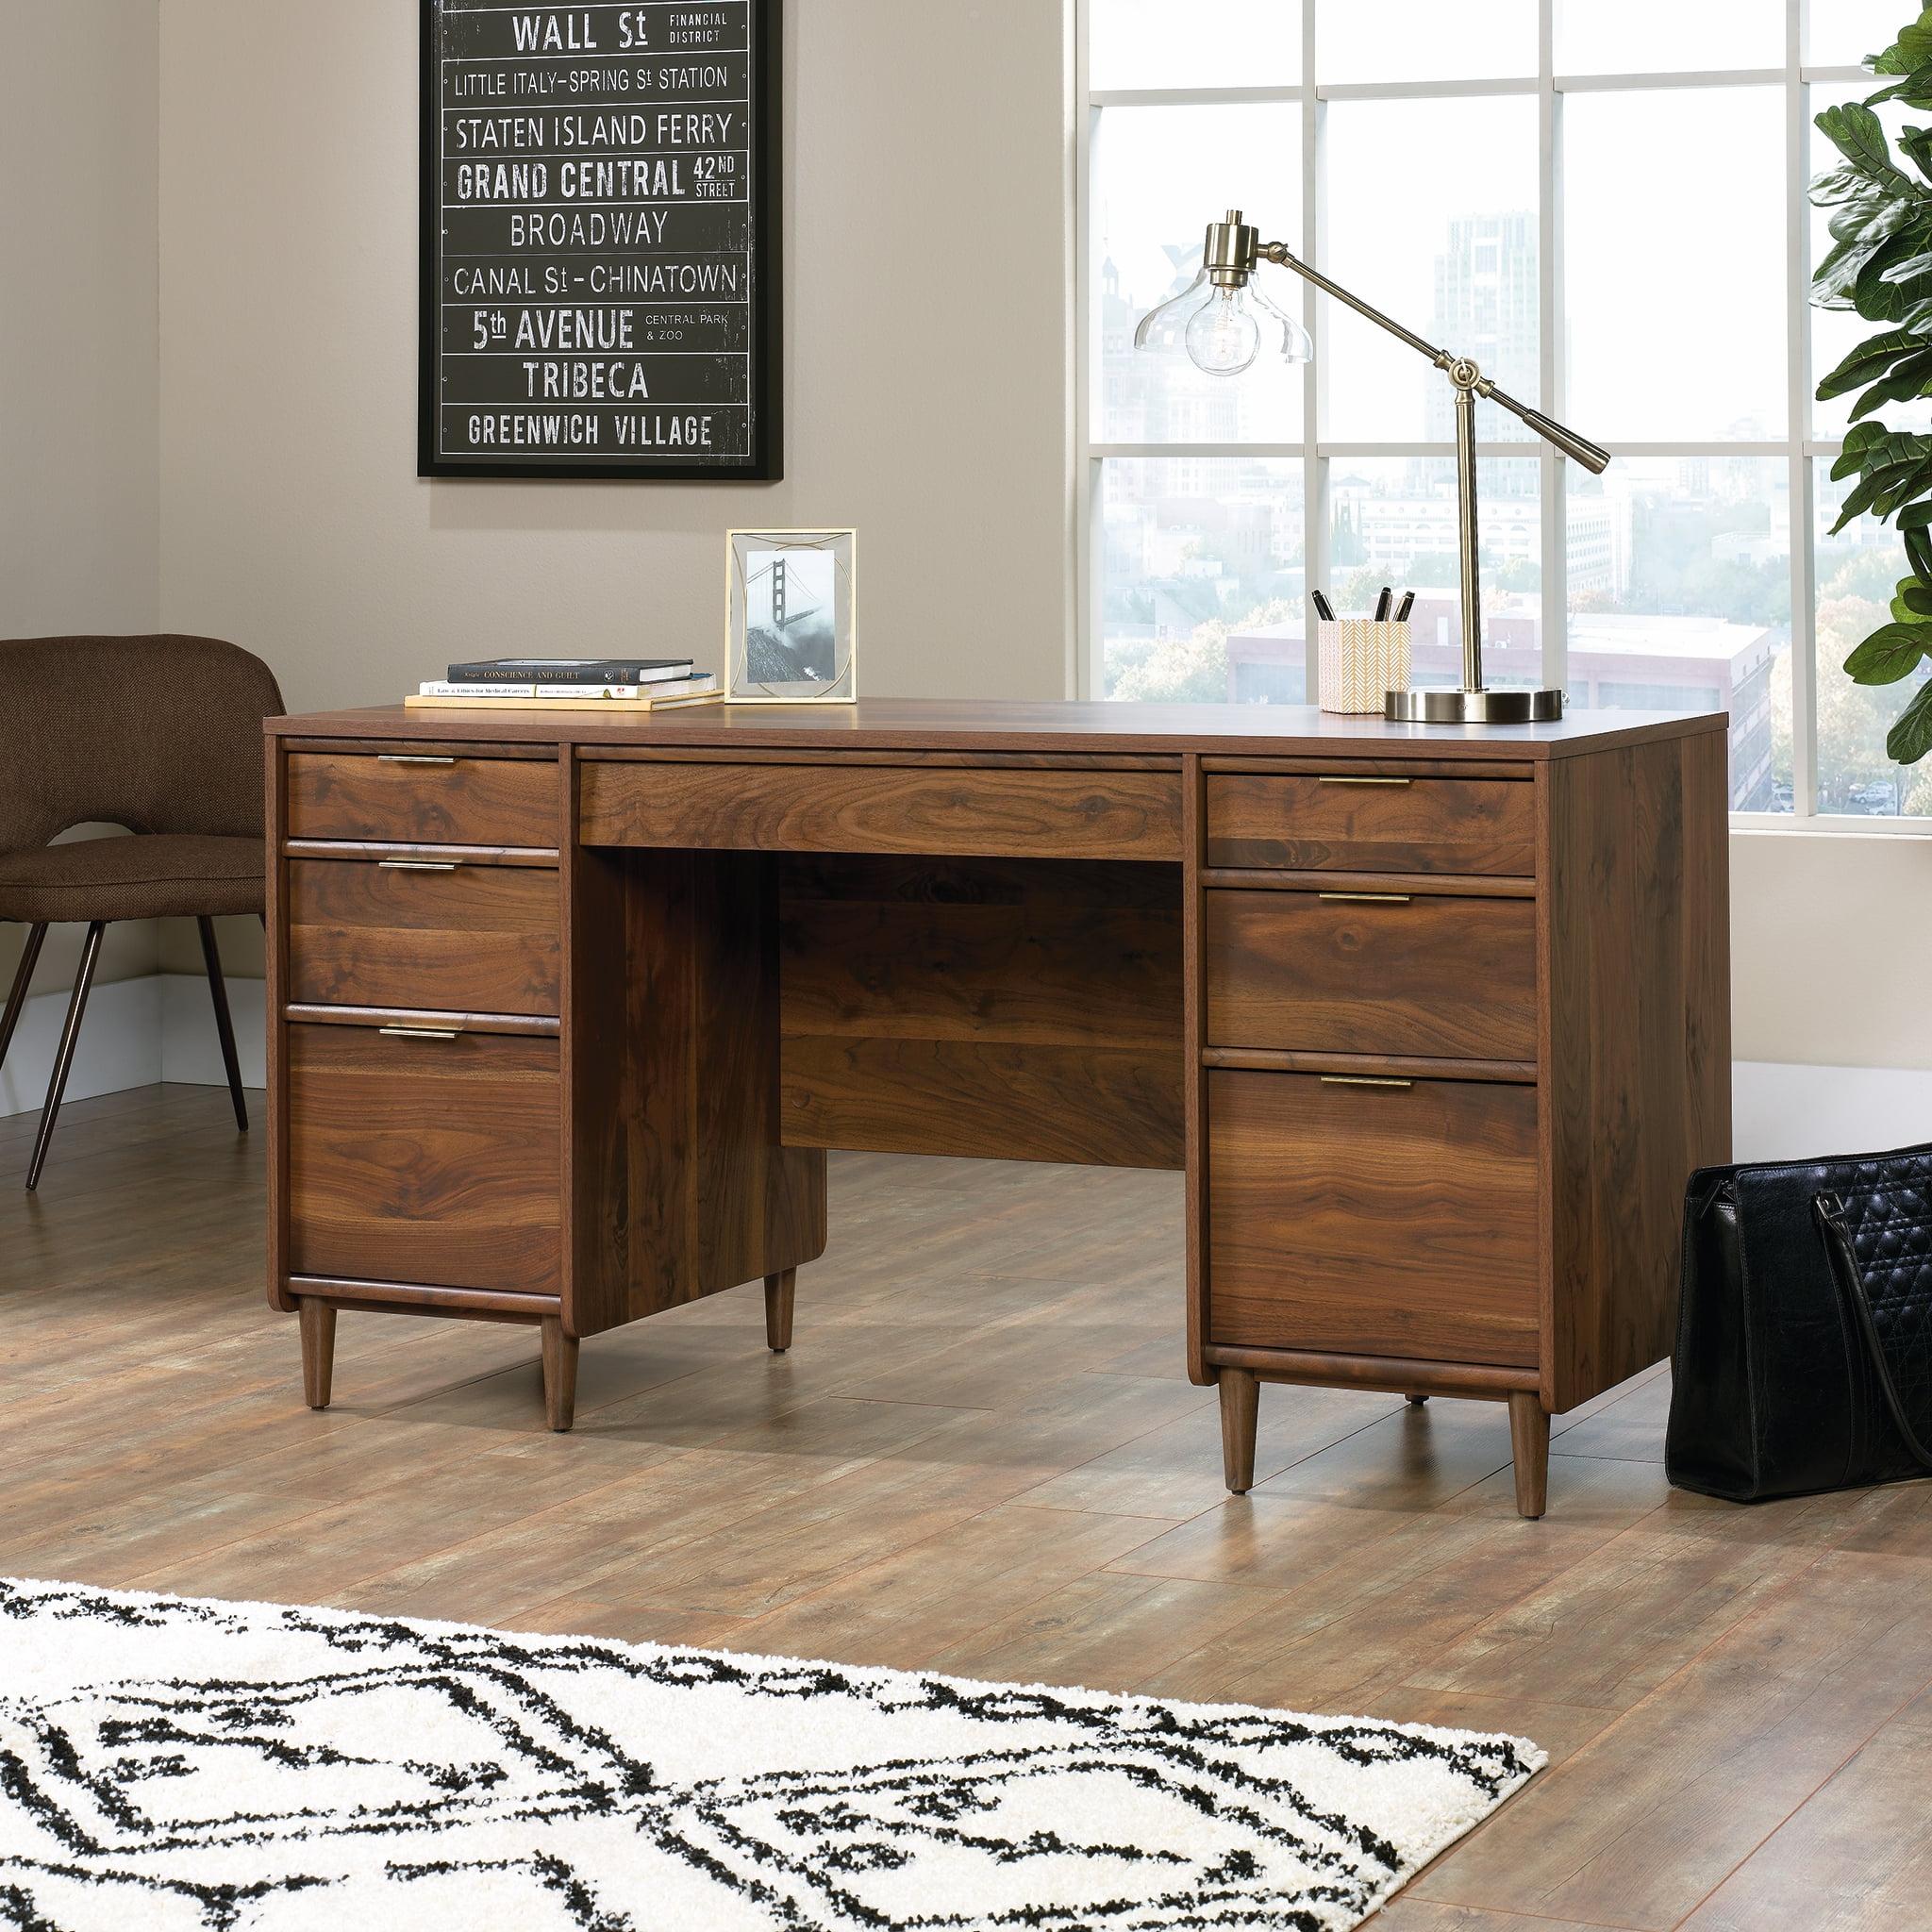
(725, 528, 858, 704)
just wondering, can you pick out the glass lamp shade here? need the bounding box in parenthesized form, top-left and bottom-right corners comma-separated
(1135, 269, 1312, 375)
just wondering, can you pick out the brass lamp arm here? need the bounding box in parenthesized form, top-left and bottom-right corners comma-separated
(1256, 240, 1610, 475)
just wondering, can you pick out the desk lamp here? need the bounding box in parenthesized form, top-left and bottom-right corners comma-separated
(1136, 210, 1610, 723)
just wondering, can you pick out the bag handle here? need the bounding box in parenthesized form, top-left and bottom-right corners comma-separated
(1814, 1192, 1932, 1474)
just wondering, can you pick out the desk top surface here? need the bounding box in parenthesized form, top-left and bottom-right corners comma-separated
(268, 697, 1725, 761)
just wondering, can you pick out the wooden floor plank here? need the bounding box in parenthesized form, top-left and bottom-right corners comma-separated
(4, 1084, 1930, 1932)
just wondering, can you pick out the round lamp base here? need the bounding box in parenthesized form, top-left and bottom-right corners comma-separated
(1383, 687, 1565, 724)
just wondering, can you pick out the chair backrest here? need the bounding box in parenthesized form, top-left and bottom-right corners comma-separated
(0, 635, 286, 851)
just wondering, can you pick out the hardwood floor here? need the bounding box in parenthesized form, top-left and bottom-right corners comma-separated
(3, 1083, 1927, 1929)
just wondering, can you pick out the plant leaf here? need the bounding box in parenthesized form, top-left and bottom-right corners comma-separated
(1818, 104, 1916, 196)
(1907, 525, 1932, 581)
(1886, 675, 1932, 762)
(1899, 576, 1932, 616)
(1847, 345, 1932, 420)
(1847, 623, 1932, 684)
(1815, 325, 1924, 398)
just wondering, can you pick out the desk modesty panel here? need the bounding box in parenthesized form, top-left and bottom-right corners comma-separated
(264, 701, 1732, 1516)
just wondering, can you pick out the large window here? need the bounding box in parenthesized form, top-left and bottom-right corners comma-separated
(1078, 0, 1932, 822)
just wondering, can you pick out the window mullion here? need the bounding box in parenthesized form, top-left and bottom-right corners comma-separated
(1303, 1, 1324, 705)
(1540, 0, 1566, 698)
(1789, 0, 1817, 816)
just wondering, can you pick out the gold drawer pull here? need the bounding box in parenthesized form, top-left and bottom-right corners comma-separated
(376, 754, 458, 766)
(378, 1025, 461, 1041)
(1320, 1074, 1414, 1089)
(377, 859, 461, 873)
(1317, 775, 1410, 786)
(1318, 891, 1410, 904)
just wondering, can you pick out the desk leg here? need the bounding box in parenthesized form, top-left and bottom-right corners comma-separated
(298, 1300, 336, 1410)
(764, 1268, 795, 1353)
(1218, 1370, 1259, 1493)
(1508, 1391, 1549, 1519)
(541, 1318, 579, 1433)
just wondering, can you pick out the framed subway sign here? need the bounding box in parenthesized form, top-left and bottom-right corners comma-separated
(421, 2, 781, 480)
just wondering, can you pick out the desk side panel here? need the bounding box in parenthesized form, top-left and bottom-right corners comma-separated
(1541, 728, 1732, 1412)
(569, 844, 826, 1336)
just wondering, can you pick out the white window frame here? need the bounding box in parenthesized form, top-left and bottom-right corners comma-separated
(1073, 0, 1923, 830)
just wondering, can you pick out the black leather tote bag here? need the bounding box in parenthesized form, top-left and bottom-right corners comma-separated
(1666, 1142, 1932, 1502)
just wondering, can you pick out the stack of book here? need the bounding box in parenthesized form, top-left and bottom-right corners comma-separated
(406, 658, 722, 713)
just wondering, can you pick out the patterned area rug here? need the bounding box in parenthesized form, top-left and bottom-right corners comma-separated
(0, 1578, 1542, 1930)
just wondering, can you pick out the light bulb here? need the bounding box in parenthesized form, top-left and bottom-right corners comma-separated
(1184, 286, 1261, 376)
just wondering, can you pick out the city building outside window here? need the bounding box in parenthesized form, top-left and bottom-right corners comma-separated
(1078, 0, 1931, 821)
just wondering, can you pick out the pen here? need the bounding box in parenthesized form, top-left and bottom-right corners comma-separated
(1373, 586, 1392, 622)
(1393, 590, 1415, 623)
(1311, 589, 1336, 623)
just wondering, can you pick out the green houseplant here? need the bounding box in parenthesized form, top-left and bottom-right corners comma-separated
(1813, 5, 1932, 765)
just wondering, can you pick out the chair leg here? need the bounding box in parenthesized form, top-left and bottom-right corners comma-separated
(0, 924, 49, 1071)
(764, 1267, 796, 1352)
(25, 922, 106, 1192)
(197, 916, 247, 1130)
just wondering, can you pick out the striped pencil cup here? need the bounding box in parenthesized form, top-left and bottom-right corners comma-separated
(1319, 619, 1410, 714)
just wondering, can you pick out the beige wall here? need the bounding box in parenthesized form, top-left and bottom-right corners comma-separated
(0, 0, 162, 1001)
(157, 0, 1073, 718)
(1731, 830, 1932, 1070)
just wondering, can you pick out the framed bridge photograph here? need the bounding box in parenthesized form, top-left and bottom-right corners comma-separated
(726, 528, 858, 703)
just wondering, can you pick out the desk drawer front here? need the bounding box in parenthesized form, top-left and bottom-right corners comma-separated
(1205, 889, 1536, 1061)
(287, 858, 560, 1017)
(286, 1023, 559, 1295)
(287, 752, 559, 850)
(579, 760, 1183, 862)
(1208, 1068, 1539, 1365)
(1205, 773, 1534, 875)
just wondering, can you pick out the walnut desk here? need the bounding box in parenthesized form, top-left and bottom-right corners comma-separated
(262, 700, 1731, 1516)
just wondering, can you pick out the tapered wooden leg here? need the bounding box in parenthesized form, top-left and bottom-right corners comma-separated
(298, 1299, 336, 1410)
(1219, 1369, 1259, 1494)
(541, 1317, 579, 1432)
(1406, 1393, 1429, 1406)
(197, 916, 247, 1131)
(1508, 1391, 1550, 1519)
(26, 921, 105, 1191)
(764, 1268, 795, 1353)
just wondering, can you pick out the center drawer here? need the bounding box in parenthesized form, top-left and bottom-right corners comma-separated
(287, 858, 560, 1017)
(286, 1023, 559, 1296)
(1208, 1068, 1540, 1366)
(1206, 888, 1536, 1062)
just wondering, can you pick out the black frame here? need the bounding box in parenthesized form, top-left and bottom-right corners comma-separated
(418, 0, 783, 481)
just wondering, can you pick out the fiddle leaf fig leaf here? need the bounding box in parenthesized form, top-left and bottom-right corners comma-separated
(1898, 576, 1932, 618)
(1816, 326, 1924, 398)
(1848, 624, 1932, 685)
(1885, 675, 1932, 763)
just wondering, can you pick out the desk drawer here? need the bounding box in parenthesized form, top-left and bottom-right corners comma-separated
(287, 858, 560, 1017)
(1206, 889, 1536, 1062)
(287, 751, 559, 850)
(1208, 1069, 1539, 1366)
(1205, 773, 1535, 875)
(286, 1023, 559, 1296)
(579, 759, 1183, 862)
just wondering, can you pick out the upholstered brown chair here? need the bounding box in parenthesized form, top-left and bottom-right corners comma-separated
(0, 635, 284, 1189)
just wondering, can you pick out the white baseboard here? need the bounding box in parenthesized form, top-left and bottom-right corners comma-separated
(1732, 1060, 1932, 1163)
(159, 973, 268, 1089)
(0, 976, 161, 1117)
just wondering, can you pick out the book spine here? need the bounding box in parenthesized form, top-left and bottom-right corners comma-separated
(444, 661, 695, 684)
(421, 681, 540, 697)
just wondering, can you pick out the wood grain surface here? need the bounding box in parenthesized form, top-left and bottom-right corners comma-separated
(1205, 773, 1537, 874)
(1205, 888, 1537, 1061)
(287, 859, 560, 1017)
(287, 751, 560, 848)
(776, 855, 1184, 1168)
(1537, 733, 1732, 1412)
(579, 759, 1185, 861)
(1208, 1069, 1540, 1366)
(285, 1024, 560, 1295)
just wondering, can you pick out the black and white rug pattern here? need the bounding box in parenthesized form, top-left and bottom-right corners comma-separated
(0, 1577, 1542, 1930)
